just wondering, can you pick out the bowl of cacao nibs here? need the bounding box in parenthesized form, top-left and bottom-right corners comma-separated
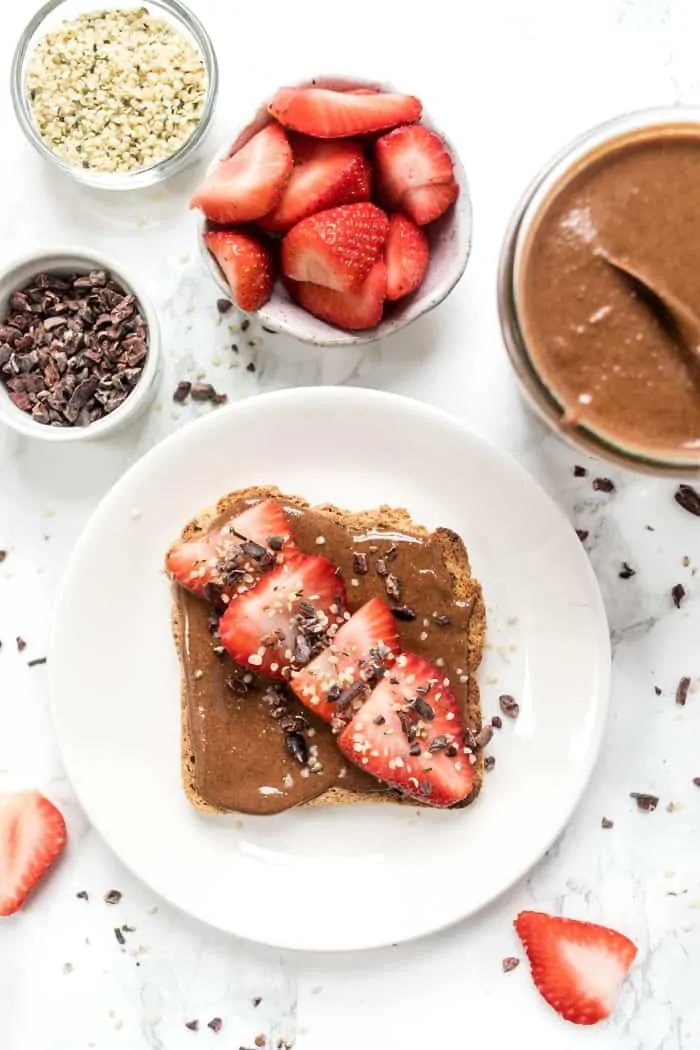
(11, 0, 218, 190)
(0, 250, 160, 441)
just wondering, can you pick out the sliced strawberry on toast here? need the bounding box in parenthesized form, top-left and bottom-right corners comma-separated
(292, 597, 400, 723)
(385, 213, 429, 300)
(0, 791, 67, 916)
(204, 230, 275, 313)
(514, 911, 638, 1026)
(374, 125, 458, 225)
(219, 550, 347, 680)
(337, 651, 473, 806)
(268, 86, 422, 139)
(259, 138, 371, 234)
(288, 257, 387, 331)
(190, 122, 293, 224)
(166, 498, 293, 597)
(282, 202, 389, 292)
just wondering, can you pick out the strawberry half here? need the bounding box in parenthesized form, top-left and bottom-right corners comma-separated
(268, 86, 422, 139)
(514, 911, 638, 1026)
(289, 258, 387, 331)
(337, 652, 473, 806)
(291, 597, 400, 723)
(190, 122, 293, 224)
(282, 202, 389, 292)
(204, 230, 275, 313)
(259, 138, 371, 234)
(374, 125, 458, 225)
(385, 214, 429, 300)
(219, 550, 347, 680)
(166, 498, 293, 597)
(0, 791, 67, 916)
(402, 182, 459, 227)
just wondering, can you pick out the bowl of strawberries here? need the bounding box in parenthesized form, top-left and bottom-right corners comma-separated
(191, 77, 471, 345)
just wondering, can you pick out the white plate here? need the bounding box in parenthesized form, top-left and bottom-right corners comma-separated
(50, 388, 610, 951)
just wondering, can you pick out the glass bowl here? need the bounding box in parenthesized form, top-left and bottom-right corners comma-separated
(498, 105, 700, 478)
(10, 0, 218, 191)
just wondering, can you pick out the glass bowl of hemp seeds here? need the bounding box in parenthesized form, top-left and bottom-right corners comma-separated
(10, 0, 218, 190)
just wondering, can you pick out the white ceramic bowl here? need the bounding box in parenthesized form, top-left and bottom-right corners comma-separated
(0, 249, 160, 441)
(198, 76, 472, 347)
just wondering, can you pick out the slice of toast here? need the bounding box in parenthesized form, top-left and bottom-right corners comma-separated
(171, 485, 487, 813)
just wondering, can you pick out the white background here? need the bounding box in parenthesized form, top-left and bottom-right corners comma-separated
(1, 1, 700, 1048)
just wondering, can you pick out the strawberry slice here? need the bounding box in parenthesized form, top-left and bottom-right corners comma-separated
(385, 214, 429, 300)
(166, 498, 293, 598)
(337, 652, 473, 806)
(374, 125, 458, 225)
(289, 258, 387, 331)
(401, 181, 459, 226)
(282, 202, 389, 292)
(514, 911, 638, 1026)
(268, 87, 422, 139)
(204, 230, 275, 313)
(190, 123, 293, 224)
(259, 138, 371, 234)
(291, 597, 400, 723)
(219, 550, 347, 680)
(0, 791, 67, 916)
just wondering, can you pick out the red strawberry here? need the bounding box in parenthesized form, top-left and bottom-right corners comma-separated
(282, 202, 389, 292)
(291, 597, 400, 723)
(190, 123, 292, 224)
(268, 87, 422, 139)
(514, 911, 638, 1026)
(0, 791, 67, 916)
(204, 230, 275, 313)
(402, 181, 459, 226)
(374, 125, 458, 224)
(385, 214, 429, 300)
(289, 258, 387, 331)
(337, 652, 473, 806)
(259, 139, 371, 234)
(219, 550, 347, 680)
(166, 499, 293, 597)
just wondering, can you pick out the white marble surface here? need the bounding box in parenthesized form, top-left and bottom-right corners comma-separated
(1, 0, 700, 1046)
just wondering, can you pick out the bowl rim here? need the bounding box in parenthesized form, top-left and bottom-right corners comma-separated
(0, 246, 160, 442)
(10, 0, 219, 191)
(497, 104, 700, 478)
(197, 73, 472, 347)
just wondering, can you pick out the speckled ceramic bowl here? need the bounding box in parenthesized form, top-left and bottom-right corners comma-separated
(197, 75, 472, 348)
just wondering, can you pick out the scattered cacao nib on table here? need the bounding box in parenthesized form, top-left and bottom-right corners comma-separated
(675, 484, 700, 517)
(693, 777, 700, 787)
(671, 583, 686, 608)
(0, 270, 148, 427)
(0, 549, 6, 563)
(601, 817, 614, 829)
(654, 685, 662, 696)
(184, 1019, 199, 1031)
(618, 562, 636, 579)
(15, 636, 26, 652)
(207, 1017, 223, 1033)
(592, 477, 615, 493)
(502, 956, 520, 972)
(676, 676, 691, 706)
(216, 298, 232, 314)
(573, 465, 588, 477)
(630, 792, 659, 812)
(104, 888, 122, 904)
(575, 529, 589, 542)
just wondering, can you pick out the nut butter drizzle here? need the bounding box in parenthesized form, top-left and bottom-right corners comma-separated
(179, 501, 476, 815)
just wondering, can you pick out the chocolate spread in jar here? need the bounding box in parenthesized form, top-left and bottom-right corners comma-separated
(176, 501, 474, 815)
(517, 123, 700, 459)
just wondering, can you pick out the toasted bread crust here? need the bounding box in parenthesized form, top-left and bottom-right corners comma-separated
(173, 485, 486, 813)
